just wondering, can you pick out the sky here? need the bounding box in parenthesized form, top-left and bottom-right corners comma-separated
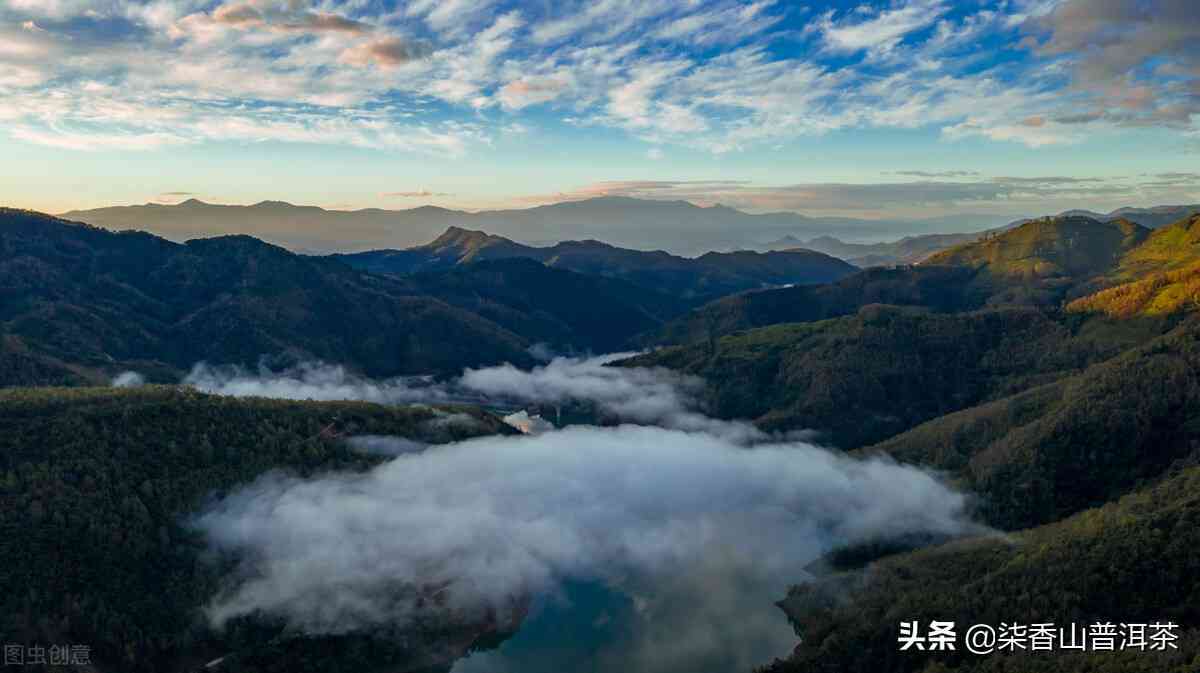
(0, 0, 1198, 220)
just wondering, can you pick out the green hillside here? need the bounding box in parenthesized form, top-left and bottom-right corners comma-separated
(918, 215, 1148, 305)
(651, 215, 1161, 347)
(625, 306, 1162, 448)
(862, 317, 1200, 529)
(0, 386, 515, 673)
(1068, 214, 1200, 318)
(926, 216, 1148, 279)
(763, 464, 1200, 673)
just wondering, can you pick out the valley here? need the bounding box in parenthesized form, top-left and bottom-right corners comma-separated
(4, 205, 1200, 673)
(5, 2, 1199, 671)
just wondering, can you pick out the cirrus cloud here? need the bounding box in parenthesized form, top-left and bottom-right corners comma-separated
(0, 0, 1194, 168)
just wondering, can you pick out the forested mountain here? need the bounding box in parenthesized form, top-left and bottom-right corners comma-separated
(402, 258, 685, 353)
(636, 214, 1200, 451)
(627, 305, 1167, 448)
(12, 202, 1200, 673)
(652, 214, 1159, 345)
(618, 212, 1200, 673)
(648, 265, 983, 346)
(863, 316, 1200, 529)
(336, 226, 858, 302)
(761, 205, 1200, 268)
(2, 209, 758, 386)
(923, 216, 1150, 304)
(0, 209, 536, 383)
(1067, 213, 1200, 318)
(766, 463, 1200, 673)
(0, 386, 516, 673)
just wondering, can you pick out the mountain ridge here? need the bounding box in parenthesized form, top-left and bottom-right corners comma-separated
(0, 208, 540, 383)
(6, 207, 831, 385)
(650, 213, 1172, 346)
(334, 225, 859, 302)
(59, 196, 1021, 256)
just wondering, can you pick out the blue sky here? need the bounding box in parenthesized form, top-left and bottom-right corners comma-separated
(1, 0, 1198, 221)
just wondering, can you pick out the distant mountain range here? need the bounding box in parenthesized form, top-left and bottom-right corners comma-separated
(764, 231, 985, 267)
(63, 196, 1017, 256)
(1055, 204, 1200, 229)
(65, 196, 1200, 263)
(765, 204, 1200, 267)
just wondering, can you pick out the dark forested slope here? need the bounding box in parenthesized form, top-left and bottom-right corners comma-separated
(0, 209, 534, 383)
(336, 226, 858, 302)
(763, 464, 1200, 673)
(0, 386, 515, 673)
(404, 258, 685, 353)
(858, 316, 1200, 529)
(626, 306, 1165, 448)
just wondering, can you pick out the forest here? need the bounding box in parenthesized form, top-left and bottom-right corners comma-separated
(5, 209, 1200, 672)
(0, 386, 514, 672)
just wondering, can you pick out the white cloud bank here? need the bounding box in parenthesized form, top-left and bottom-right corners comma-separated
(195, 424, 981, 636)
(186, 352, 984, 664)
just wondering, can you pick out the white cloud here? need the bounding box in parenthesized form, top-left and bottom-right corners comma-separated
(407, 0, 500, 36)
(183, 361, 450, 405)
(652, 0, 780, 46)
(198, 423, 981, 637)
(8, 125, 192, 151)
(111, 371, 146, 387)
(817, 0, 949, 55)
(0, 0, 1190, 161)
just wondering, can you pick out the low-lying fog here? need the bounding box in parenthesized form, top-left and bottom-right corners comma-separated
(141, 354, 984, 671)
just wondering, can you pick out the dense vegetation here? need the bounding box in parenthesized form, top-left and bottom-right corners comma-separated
(628, 213, 1200, 673)
(925, 216, 1148, 282)
(628, 306, 1165, 448)
(859, 316, 1199, 529)
(761, 464, 1200, 673)
(0, 209, 857, 388)
(1067, 214, 1200, 318)
(653, 215, 1161, 346)
(8, 205, 1200, 673)
(402, 257, 685, 353)
(0, 209, 538, 384)
(649, 265, 983, 346)
(337, 225, 858, 302)
(0, 385, 515, 672)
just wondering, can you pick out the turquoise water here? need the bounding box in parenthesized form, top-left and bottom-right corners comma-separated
(451, 567, 797, 673)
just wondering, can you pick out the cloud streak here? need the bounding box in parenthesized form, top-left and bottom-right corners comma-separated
(183, 361, 452, 405)
(512, 174, 1195, 218)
